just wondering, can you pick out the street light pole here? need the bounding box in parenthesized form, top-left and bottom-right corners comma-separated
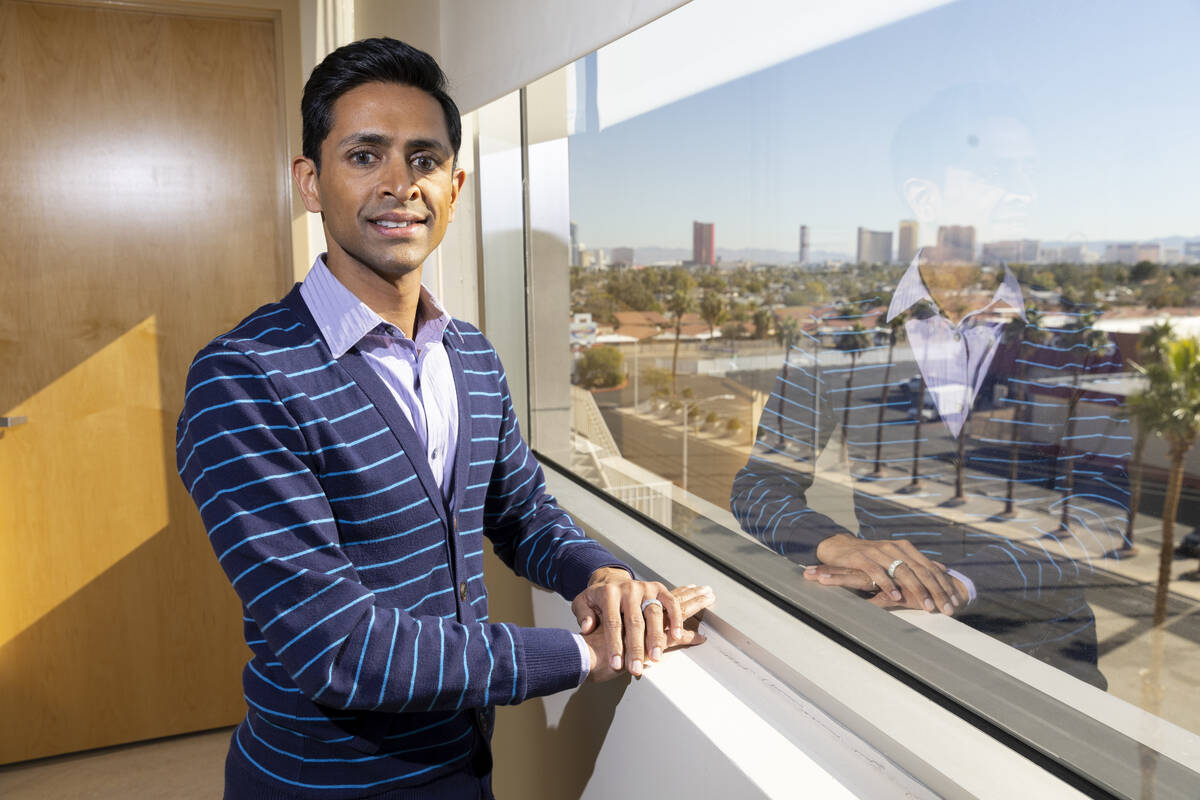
(681, 401, 688, 494)
(633, 341, 639, 412)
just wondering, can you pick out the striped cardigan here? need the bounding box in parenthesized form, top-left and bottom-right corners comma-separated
(731, 304, 1128, 687)
(176, 285, 625, 797)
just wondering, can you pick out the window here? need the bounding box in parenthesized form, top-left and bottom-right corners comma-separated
(481, 1, 1200, 795)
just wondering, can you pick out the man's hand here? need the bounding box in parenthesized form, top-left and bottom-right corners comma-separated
(810, 534, 962, 615)
(573, 568, 713, 677)
(582, 583, 713, 682)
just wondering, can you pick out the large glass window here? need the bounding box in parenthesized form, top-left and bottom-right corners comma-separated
(495, 0, 1200, 794)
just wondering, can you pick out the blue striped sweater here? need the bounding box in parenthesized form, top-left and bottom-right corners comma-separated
(176, 285, 625, 797)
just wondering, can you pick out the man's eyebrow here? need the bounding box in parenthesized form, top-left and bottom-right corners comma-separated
(337, 131, 392, 149)
(405, 138, 450, 158)
(335, 132, 449, 158)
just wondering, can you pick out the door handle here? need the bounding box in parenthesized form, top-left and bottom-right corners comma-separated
(0, 416, 27, 428)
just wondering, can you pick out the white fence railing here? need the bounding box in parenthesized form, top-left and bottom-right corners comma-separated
(571, 385, 620, 459)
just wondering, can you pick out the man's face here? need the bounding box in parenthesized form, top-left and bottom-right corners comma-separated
(294, 82, 464, 283)
(940, 115, 1037, 241)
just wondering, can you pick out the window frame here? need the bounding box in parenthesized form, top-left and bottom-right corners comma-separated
(469, 41, 1200, 800)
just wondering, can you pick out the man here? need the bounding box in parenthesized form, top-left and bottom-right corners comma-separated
(177, 38, 711, 799)
(730, 86, 1127, 687)
(730, 252, 1127, 687)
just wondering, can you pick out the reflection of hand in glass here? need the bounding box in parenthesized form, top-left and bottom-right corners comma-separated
(806, 534, 964, 616)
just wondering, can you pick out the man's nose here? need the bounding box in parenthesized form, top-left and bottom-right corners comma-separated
(379, 161, 420, 201)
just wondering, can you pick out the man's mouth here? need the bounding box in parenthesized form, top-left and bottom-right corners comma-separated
(369, 213, 427, 235)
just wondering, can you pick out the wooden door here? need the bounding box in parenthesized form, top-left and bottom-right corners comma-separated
(0, 0, 291, 763)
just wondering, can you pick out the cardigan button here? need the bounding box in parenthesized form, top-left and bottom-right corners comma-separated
(459, 581, 468, 601)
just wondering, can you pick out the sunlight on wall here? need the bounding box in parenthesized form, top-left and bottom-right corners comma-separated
(0, 316, 168, 645)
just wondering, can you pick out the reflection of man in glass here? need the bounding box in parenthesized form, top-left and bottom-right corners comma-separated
(730, 85, 1127, 688)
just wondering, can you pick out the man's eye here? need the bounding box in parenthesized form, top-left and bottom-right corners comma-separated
(349, 151, 376, 165)
(412, 155, 437, 171)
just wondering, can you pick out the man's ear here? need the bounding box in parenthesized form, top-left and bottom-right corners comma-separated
(292, 157, 323, 214)
(903, 177, 940, 222)
(446, 167, 467, 223)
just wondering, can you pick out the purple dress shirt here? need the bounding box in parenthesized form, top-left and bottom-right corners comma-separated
(301, 257, 459, 500)
(883, 251, 1025, 603)
(886, 252, 1026, 439)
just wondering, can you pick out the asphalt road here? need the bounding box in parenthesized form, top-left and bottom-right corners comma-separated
(597, 398, 1200, 655)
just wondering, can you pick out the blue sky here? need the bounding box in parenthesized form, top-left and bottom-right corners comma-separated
(567, 0, 1200, 257)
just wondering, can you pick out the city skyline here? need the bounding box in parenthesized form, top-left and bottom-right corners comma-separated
(567, 0, 1200, 257)
(571, 215, 1199, 267)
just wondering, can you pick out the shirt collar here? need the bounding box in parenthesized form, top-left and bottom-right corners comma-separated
(299, 256, 457, 358)
(886, 249, 1026, 324)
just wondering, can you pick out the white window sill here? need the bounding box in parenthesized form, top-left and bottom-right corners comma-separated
(545, 466, 1200, 798)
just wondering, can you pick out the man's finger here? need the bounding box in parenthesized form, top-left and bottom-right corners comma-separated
(909, 561, 952, 613)
(571, 595, 598, 634)
(804, 565, 877, 592)
(849, 552, 901, 601)
(657, 584, 684, 644)
(669, 585, 714, 632)
(642, 598, 666, 661)
(622, 584, 646, 676)
(891, 561, 938, 612)
(666, 628, 706, 649)
(891, 542, 957, 613)
(600, 583, 624, 672)
(894, 541, 956, 606)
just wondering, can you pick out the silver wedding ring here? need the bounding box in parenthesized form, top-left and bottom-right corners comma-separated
(886, 559, 906, 579)
(640, 598, 664, 614)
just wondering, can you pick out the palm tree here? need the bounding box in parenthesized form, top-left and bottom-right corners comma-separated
(666, 268, 696, 396)
(699, 290, 728, 341)
(872, 312, 907, 476)
(774, 315, 800, 350)
(771, 314, 802, 448)
(1054, 309, 1110, 536)
(1112, 321, 1177, 557)
(1003, 306, 1047, 515)
(752, 307, 772, 340)
(1140, 319, 1177, 364)
(1134, 337, 1200, 627)
(836, 321, 873, 463)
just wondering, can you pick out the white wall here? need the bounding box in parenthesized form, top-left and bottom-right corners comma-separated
(353, 0, 690, 113)
(437, 0, 690, 113)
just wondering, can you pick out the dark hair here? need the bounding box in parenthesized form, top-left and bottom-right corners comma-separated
(301, 37, 461, 172)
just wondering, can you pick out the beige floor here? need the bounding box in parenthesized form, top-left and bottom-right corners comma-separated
(0, 727, 231, 799)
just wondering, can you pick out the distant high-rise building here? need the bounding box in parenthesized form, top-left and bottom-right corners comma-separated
(1184, 240, 1200, 260)
(934, 226, 976, 263)
(693, 221, 715, 266)
(856, 227, 893, 264)
(898, 220, 918, 265)
(609, 246, 634, 268)
(1104, 242, 1160, 264)
(799, 225, 809, 264)
(981, 239, 1040, 265)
